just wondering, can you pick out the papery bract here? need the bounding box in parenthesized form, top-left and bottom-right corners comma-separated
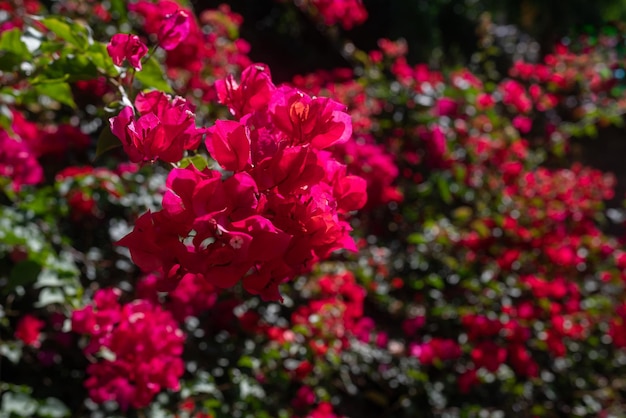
(158, 10, 191, 50)
(216, 64, 275, 117)
(269, 86, 352, 149)
(15, 315, 45, 347)
(110, 91, 202, 163)
(107, 33, 148, 70)
(206, 120, 250, 171)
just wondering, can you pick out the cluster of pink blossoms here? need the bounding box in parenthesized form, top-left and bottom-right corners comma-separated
(291, 69, 401, 208)
(130, 0, 251, 101)
(116, 64, 367, 301)
(111, 90, 203, 163)
(0, 111, 89, 191)
(71, 289, 185, 409)
(295, 0, 368, 30)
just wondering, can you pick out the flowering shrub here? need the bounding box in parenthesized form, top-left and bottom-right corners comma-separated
(4, 0, 626, 417)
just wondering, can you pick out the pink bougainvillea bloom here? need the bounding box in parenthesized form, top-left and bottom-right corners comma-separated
(0, 129, 43, 191)
(158, 10, 191, 50)
(309, 0, 368, 30)
(110, 91, 202, 163)
(308, 401, 341, 418)
(215, 63, 275, 117)
(71, 290, 185, 410)
(134, 90, 203, 151)
(110, 106, 184, 163)
(269, 86, 352, 149)
(106, 33, 148, 70)
(458, 368, 479, 394)
(15, 315, 45, 347)
(434, 97, 458, 117)
(206, 120, 251, 171)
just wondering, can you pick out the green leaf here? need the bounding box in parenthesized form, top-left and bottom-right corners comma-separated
(94, 123, 122, 160)
(34, 82, 76, 108)
(32, 52, 99, 84)
(0, 28, 32, 71)
(436, 175, 452, 204)
(180, 154, 209, 171)
(41, 17, 90, 51)
(237, 356, 255, 369)
(134, 56, 172, 93)
(109, 0, 129, 22)
(407, 233, 426, 244)
(8, 260, 42, 291)
(0, 28, 30, 57)
(87, 42, 119, 77)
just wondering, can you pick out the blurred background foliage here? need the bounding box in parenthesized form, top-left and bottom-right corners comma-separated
(193, 0, 626, 81)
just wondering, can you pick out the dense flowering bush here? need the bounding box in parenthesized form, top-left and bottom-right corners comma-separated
(4, 0, 626, 417)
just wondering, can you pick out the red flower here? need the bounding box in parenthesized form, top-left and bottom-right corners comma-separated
(110, 91, 201, 163)
(158, 10, 191, 51)
(206, 120, 251, 171)
(471, 341, 507, 372)
(15, 315, 45, 347)
(269, 86, 352, 149)
(107, 34, 148, 70)
(72, 290, 185, 410)
(458, 369, 479, 394)
(0, 129, 43, 191)
(216, 64, 275, 117)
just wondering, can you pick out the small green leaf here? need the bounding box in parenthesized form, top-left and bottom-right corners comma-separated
(135, 56, 172, 93)
(237, 356, 255, 369)
(180, 154, 209, 171)
(87, 42, 119, 77)
(41, 17, 90, 51)
(407, 233, 426, 244)
(436, 175, 453, 204)
(94, 123, 122, 160)
(34, 82, 76, 108)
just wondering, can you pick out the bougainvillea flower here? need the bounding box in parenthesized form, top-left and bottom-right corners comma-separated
(110, 108, 183, 163)
(72, 290, 185, 410)
(134, 90, 203, 151)
(158, 10, 191, 50)
(0, 129, 43, 191)
(206, 120, 251, 171)
(256, 145, 325, 194)
(106, 33, 148, 70)
(215, 64, 275, 117)
(116, 210, 186, 273)
(117, 65, 365, 302)
(110, 91, 202, 163)
(15, 315, 45, 347)
(269, 86, 352, 149)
